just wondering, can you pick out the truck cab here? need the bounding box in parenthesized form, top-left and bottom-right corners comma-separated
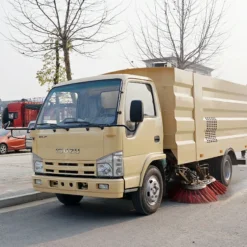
(31, 73, 166, 214)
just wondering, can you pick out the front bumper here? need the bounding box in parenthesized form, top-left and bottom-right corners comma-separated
(32, 175, 124, 198)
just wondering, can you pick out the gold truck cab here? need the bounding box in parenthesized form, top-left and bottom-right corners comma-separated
(31, 73, 166, 214)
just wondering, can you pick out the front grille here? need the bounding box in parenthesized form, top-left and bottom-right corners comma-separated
(44, 161, 96, 176)
(58, 163, 78, 167)
(58, 170, 78, 174)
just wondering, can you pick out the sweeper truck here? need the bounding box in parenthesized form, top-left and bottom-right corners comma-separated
(8, 67, 247, 215)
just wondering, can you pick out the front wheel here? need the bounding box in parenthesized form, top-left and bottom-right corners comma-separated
(0, 144, 7, 155)
(132, 165, 163, 215)
(56, 194, 83, 206)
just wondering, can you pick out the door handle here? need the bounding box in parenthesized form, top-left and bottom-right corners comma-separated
(154, 136, 160, 143)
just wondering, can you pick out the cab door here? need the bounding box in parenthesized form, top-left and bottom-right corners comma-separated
(122, 80, 164, 188)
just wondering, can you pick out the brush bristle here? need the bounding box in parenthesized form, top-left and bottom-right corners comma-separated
(208, 180, 227, 195)
(172, 186, 217, 204)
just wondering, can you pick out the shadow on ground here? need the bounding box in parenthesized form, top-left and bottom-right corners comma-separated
(0, 196, 191, 247)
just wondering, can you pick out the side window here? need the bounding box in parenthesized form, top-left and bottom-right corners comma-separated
(125, 82, 155, 128)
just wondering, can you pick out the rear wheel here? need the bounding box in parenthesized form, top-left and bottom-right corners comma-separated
(0, 144, 7, 155)
(209, 154, 233, 186)
(56, 194, 83, 206)
(132, 165, 163, 215)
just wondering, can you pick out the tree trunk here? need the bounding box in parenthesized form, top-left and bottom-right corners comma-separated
(62, 40, 72, 81)
(54, 40, 60, 85)
(62, 39, 76, 103)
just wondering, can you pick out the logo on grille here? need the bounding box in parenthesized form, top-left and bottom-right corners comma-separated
(56, 148, 80, 154)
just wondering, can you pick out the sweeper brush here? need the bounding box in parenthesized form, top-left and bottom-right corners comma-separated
(169, 164, 227, 204)
(203, 176, 227, 195)
(171, 182, 218, 204)
(207, 180, 227, 195)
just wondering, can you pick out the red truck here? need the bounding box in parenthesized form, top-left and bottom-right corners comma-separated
(1, 99, 43, 128)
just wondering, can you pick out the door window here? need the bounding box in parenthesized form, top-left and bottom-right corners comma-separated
(125, 82, 156, 135)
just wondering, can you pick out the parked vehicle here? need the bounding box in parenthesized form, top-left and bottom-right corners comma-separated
(0, 129, 26, 154)
(11, 67, 247, 215)
(26, 121, 36, 151)
(1, 99, 42, 128)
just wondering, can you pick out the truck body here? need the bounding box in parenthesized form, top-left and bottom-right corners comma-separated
(29, 67, 246, 214)
(107, 68, 247, 164)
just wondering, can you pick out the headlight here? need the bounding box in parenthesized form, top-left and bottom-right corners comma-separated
(34, 161, 44, 173)
(97, 163, 113, 177)
(96, 151, 123, 177)
(32, 153, 44, 173)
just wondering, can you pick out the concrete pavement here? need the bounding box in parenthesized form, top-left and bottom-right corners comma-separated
(0, 152, 54, 208)
(0, 152, 33, 198)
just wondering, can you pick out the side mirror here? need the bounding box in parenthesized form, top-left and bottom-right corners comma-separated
(130, 100, 144, 123)
(27, 123, 36, 133)
(3, 121, 10, 129)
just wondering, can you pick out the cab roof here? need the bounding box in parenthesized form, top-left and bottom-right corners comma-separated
(53, 73, 152, 88)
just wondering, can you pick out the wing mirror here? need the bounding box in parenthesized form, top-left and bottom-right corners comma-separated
(130, 100, 144, 123)
(27, 123, 36, 133)
(3, 121, 10, 129)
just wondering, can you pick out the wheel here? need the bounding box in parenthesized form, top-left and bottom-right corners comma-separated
(132, 165, 163, 215)
(0, 144, 7, 155)
(56, 194, 83, 206)
(209, 154, 233, 186)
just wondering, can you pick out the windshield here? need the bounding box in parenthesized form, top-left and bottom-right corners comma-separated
(37, 79, 121, 128)
(0, 129, 9, 137)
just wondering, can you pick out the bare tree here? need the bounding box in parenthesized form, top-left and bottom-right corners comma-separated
(4, 0, 124, 80)
(132, 0, 228, 69)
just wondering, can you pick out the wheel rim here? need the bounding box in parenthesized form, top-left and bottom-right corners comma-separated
(145, 175, 160, 206)
(224, 160, 231, 182)
(0, 145, 7, 154)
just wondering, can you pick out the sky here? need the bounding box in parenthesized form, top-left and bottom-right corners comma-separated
(0, 0, 246, 101)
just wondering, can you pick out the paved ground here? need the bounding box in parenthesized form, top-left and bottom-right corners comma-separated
(0, 152, 33, 199)
(0, 165, 247, 247)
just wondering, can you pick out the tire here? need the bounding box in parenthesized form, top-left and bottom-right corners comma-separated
(0, 144, 8, 155)
(132, 165, 163, 215)
(209, 154, 233, 186)
(56, 194, 83, 206)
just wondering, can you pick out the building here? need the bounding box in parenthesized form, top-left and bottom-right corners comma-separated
(143, 56, 214, 76)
